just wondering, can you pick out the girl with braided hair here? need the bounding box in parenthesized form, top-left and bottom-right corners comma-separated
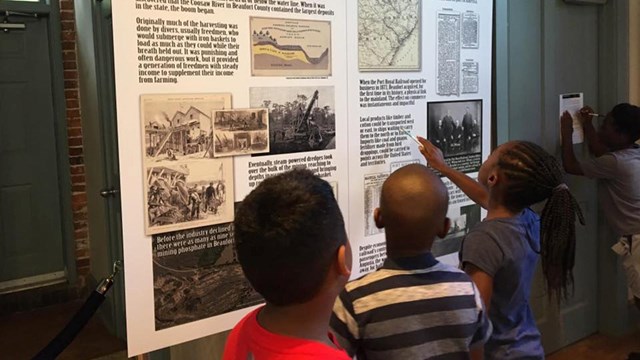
(418, 137, 584, 359)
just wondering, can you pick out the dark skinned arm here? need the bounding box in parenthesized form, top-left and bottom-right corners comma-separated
(418, 137, 489, 209)
(465, 263, 492, 360)
(578, 106, 609, 157)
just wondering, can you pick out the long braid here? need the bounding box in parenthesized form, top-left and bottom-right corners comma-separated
(498, 141, 585, 302)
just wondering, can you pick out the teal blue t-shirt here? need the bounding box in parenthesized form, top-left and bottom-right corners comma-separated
(460, 208, 544, 359)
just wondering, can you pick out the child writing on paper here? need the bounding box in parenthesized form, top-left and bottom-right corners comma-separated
(224, 169, 352, 360)
(419, 138, 584, 359)
(561, 103, 640, 313)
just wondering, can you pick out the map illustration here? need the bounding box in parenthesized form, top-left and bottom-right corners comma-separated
(358, 0, 421, 71)
(250, 17, 331, 77)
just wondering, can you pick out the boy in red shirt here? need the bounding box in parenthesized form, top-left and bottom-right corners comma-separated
(223, 169, 352, 360)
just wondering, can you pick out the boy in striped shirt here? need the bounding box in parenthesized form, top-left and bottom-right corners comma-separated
(331, 164, 491, 360)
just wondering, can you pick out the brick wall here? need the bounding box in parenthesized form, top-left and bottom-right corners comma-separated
(60, 0, 90, 289)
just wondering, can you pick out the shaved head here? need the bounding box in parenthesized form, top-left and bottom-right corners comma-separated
(377, 164, 449, 252)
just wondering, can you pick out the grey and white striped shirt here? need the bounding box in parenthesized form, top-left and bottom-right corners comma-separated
(330, 253, 491, 360)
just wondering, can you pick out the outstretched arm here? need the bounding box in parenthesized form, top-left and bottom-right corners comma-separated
(560, 111, 585, 175)
(418, 137, 489, 209)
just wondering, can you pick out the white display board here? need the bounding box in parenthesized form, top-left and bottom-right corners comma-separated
(112, 0, 493, 355)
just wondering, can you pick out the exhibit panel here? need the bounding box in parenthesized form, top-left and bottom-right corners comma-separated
(111, 0, 493, 355)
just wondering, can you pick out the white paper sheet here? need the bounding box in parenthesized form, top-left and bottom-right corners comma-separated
(559, 92, 584, 144)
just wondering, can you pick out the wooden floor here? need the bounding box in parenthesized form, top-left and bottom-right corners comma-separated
(0, 299, 637, 359)
(0, 300, 126, 360)
(548, 331, 640, 360)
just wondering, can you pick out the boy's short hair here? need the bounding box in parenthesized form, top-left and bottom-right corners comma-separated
(611, 103, 640, 142)
(234, 169, 346, 306)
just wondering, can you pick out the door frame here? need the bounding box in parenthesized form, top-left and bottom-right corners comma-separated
(0, 0, 76, 285)
(91, 0, 127, 338)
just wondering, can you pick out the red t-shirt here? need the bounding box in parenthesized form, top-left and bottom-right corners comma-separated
(223, 307, 351, 360)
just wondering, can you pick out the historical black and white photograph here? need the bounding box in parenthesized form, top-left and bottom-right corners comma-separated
(144, 160, 234, 235)
(250, 86, 336, 155)
(141, 93, 232, 163)
(212, 108, 270, 157)
(427, 100, 482, 157)
(364, 172, 389, 237)
(153, 223, 263, 330)
(432, 203, 481, 257)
